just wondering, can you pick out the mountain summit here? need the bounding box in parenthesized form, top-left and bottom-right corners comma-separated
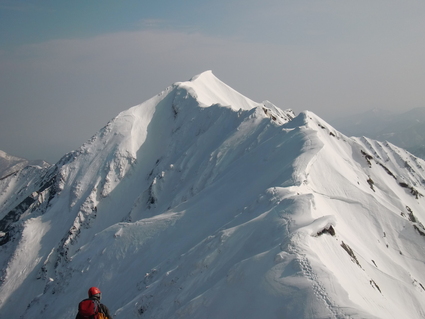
(1, 71, 425, 318)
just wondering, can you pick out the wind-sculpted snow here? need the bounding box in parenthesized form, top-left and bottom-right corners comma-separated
(1, 71, 425, 318)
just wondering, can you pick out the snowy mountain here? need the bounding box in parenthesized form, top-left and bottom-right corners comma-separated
(1, 71, 425, 318)
(331, 107, 425, 160)
(0, 150, 49, 179)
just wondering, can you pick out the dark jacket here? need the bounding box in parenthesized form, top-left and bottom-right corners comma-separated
(76, 297, 113, 319)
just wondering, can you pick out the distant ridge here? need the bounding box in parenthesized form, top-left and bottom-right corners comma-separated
(0, 150, 49, 179)
(331, 107, 425, 160)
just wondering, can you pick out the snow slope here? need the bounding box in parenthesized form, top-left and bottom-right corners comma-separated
(0, 151, 51, 244)
(1, 71, 425, 318)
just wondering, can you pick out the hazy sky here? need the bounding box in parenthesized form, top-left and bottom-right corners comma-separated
(1, 0, 425, 163)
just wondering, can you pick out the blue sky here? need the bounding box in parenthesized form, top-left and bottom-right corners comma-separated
(1, 1, 425, 163)
(0, 1, 229, 47)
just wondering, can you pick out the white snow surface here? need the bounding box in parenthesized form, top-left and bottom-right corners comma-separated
(1, 71, 425, 318)
(0, 150, 49, 179)
(0, 151, 51, 223)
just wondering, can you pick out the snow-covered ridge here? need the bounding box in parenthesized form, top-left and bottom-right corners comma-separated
(0, 150, 49, 179)
(1, 72, 425, 318)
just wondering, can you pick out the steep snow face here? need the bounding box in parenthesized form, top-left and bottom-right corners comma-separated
(0, 150, 52, 243)
(0, 150, 51, 222)
(1, 72, 425, 319)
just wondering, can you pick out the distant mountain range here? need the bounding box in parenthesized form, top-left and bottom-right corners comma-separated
(1, 71, 425, 318)
(330, 107, 425, 159)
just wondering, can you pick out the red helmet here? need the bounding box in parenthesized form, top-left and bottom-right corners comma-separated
(88, 287, 101, 297)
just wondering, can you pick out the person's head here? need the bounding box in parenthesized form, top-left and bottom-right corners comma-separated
(88, 287, 101, 300)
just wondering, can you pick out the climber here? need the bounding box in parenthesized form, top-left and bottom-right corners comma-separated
(76, 286, 113, 319)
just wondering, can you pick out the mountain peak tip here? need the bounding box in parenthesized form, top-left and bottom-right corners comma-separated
(189, 70, 215, 82)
